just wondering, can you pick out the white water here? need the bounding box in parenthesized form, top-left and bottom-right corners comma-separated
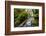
(23, 17, 33, 27)
(18, 9, 33, 27)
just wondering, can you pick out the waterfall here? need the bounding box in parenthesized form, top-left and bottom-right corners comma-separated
(23, 9, 34, 27)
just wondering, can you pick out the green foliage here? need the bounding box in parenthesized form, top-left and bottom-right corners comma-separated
(14, 8, 25, 13)
(14, 8, 39, 27)
(32, 9, 39, 26)
(15, 13, 28, 21)
(14, 8, 29, 27)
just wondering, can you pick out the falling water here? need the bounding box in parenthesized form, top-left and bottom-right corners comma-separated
(23, 9, 34, 27)
(18, 9, 34, 27)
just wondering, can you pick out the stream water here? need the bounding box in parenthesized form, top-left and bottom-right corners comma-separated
(18, 9, 33, 27)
